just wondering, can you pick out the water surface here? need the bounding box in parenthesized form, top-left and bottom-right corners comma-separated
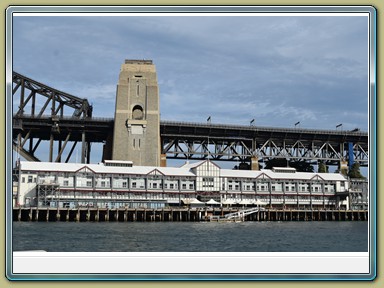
(12, 221, 368, 252)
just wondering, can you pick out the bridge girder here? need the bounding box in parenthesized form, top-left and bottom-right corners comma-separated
(160, 121, 368, 167)
(11, 72, 369, 168)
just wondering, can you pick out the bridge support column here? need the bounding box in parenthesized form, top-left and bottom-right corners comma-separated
(160, 153, 167, 167)
(112, 60, 160, 166)
(251, 156, 259, 170)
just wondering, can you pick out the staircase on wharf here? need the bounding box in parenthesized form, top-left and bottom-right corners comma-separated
(13, 207, 368, 222)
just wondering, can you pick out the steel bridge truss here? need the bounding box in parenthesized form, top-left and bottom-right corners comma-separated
(12, 72, 94, 163)
(11, 72, 369, 168)
(161, 137, 369, 167)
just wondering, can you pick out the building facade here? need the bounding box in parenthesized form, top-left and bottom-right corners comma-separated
(15, 160, 367, 210)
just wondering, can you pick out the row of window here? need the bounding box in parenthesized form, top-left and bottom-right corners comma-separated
(61, 180, 195, 190)
(225, 184, 335, 192)
(26, 174, 342, 193)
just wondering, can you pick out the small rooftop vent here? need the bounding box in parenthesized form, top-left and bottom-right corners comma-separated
(272, 167, 296, 173)
(103, 160, 133, 167)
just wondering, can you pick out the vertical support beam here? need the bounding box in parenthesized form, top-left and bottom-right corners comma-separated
(51, 92, 56, 116)
(31, 91, 36, 116)
(87, 142, 91, 164)
(58, 140, 62, 163)
(49, 134, 54, 162)
(348, 142, 354, 170)
(81, 131, 86, 164)
(19, 79, 25, 115)
(29, 137, 34, 156)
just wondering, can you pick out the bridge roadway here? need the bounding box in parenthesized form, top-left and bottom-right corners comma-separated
(13, 114, 368, 165)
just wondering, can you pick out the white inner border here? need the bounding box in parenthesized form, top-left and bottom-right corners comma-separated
(13, 252, 370, 274)
(8, 9, 373, 279)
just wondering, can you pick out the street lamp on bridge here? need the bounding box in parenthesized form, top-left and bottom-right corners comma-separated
(250, 119, 255, 126)
(295, 121, 300, 128)
(336, 123, 342, 130)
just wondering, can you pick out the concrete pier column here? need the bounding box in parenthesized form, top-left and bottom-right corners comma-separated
(86, 210, 90, 222)
(251, 156, 259, 170)
(105, 209, 109, 221)
(56, 209, 60, 221)
(124, 209, 128, 222)
(160, 154, 167, 167)
(66, 209, 70, 221)
(35, 209, 39, 221)
(133, 210, 137, 222)
(18, 208, 21, 221)
(95, 209, 99, 222)
(46, 208, 49, 222)
(75, 209, 80, 222)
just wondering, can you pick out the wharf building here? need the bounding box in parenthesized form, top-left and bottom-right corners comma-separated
(14, 160, 367, 211)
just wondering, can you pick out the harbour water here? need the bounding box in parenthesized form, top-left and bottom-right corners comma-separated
(12, 221, 368, 252)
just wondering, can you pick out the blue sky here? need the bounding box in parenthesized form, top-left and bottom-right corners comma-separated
(11, 13, 370, 168)
(12, 13, 369, 130)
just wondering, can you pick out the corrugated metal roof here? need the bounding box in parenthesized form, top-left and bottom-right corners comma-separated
(19, 161, 194, 177)
(220, 168, 346, 181)
(19, 162, 347, 181)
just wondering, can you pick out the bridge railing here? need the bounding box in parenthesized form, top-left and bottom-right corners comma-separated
(160, 120, 368, 137)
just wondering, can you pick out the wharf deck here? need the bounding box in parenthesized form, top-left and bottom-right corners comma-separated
(12, 207, 368, 222)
